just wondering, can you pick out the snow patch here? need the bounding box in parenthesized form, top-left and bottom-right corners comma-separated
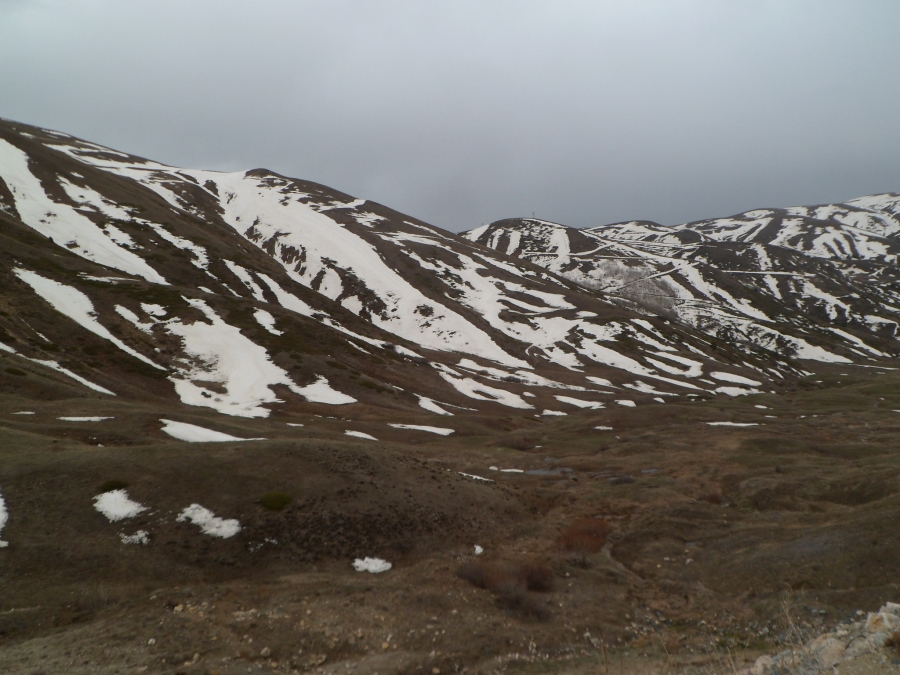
(253, 309, 283, 335)
(554, 395, 604, 409)
(388, 424, 454, 436)
(14, 269, 162, 369)
(345, 430, 377, 440)
(176, 504, 241, 538)
(0, 488, 8, 548)
(160, 419, 263, 443)
(58, 416, 113, 422)
(93, 490, 147, 522)
(710, 371, 762, 386)
(416, 396, 453, 416)
(353, 557, 392, 573)
(706, 421, 759, 427)
(120, 530, 149, 545)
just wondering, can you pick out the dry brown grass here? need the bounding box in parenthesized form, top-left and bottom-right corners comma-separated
(456, 559, 554, 621)
(557, 518, 611, 553)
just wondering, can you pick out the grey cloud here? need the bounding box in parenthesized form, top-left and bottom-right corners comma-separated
(1, 0, 898, 231)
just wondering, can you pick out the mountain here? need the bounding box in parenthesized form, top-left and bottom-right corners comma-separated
(464, 197, 900, 365)
(0, 118, 789, 426)
(6, 118, 900, 675)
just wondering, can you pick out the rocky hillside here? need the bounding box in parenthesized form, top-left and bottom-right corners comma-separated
(0, 119, 792, 423)
(464, 196, 900, 364)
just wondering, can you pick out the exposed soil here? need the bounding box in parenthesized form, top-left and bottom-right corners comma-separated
(2, 363, 900, 674)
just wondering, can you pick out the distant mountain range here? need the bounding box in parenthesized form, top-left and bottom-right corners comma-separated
(1, 118, 895, 421)
(465, 195, 900, 366)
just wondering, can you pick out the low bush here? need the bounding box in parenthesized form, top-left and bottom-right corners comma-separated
(519, 562, 554, 592)
(96, 480, 129, 493)
(557, 518, 610, 553)
(700, 491, 723, 505)
(456, 559, 553, 621)
(259, 491, 293, 511)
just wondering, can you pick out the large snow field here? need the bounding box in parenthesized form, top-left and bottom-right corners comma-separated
(176, 504, 240, 538)
(93, 489, 147, 522)
(160, 419, 263, 443)
(189, 170, 529, 369)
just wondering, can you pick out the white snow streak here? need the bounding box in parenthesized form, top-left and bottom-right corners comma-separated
(14, 269, 162, 369)
(160, 419, 263, 442)
(387, 424, 454, 435)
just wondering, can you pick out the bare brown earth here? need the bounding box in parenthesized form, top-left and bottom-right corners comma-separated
(2, 362, 900, 674)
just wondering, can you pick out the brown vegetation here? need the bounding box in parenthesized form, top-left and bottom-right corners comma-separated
(556, 518, 610, 553)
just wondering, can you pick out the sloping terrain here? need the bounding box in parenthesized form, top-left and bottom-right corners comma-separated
(2, 119, 900, 675)
(0, 118, 787, 430)
(465, 200, 900, 365)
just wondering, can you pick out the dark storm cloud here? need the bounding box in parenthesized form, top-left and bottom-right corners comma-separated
(1, 1, 899, 231)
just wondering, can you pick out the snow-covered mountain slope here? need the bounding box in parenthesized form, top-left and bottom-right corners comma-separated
(464, 201, 900, 365)
(0, 119, 782, 422)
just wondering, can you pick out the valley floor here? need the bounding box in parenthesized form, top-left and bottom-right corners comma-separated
(2, 363, 900, 674)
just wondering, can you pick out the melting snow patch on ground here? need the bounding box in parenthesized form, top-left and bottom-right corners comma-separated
(388, 424, 454, 436)
(15, 269, 162, 369)
(554, 395, 604, 409)
(292, 376, 356, 405)
(416, 395, 453, 415)
(345, 430, 377, 441)
(58, 416, 113, 422)
(0, 487, 8, 547)
(434, 364, 532, 409)
(706, 422, 759, 427)
(93, 490, 147, 522)
(120, 530, 149, 545)
(253, 309, 283, 335)
(474, 545, 484, 555)
(12, 411, 35, 415)
(709, 371, 762, 386)
(715, 386, 761, 397)
(459, 472, 494, 482)
(352, 557, 392, 573)
(176, 504, 240, 538)
(160, 419, 263, 442)
(541, 409, 567, 416)
(129, 297, 354, 416)
(616, 400, 636, 407)
(595, 426, 613, 431)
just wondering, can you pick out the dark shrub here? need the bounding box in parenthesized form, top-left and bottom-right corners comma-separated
(557, 518, 611, 553)
(259, 492, 292, 511)
(701, 491, 723, 505)
(96, 480, 128, 493)
(519, 563, 554, 592)
(456, 560, 488, 589)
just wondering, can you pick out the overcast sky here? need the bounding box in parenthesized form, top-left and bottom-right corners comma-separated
(1, 1, 899, 231)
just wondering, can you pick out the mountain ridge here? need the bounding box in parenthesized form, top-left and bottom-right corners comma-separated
(0, 117, 799, 426)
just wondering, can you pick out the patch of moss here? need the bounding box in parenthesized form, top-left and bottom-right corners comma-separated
(96, 480, 129, 493)
(259, 491, 292, 511)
